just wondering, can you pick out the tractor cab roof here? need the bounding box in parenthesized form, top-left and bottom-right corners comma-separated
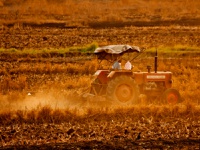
(94, 45, 140, 61)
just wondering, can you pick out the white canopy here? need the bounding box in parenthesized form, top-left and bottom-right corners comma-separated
(94, 45, 140, 54)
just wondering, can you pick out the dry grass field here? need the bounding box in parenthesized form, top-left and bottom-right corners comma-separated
(0, 0, 200, 149)
(0, 0, 200, 28)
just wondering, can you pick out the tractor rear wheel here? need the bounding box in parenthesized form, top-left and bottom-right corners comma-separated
(106, 75, 139, 105)
(162, 88, 182, 105)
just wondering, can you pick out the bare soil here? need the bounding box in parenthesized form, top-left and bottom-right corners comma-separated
(1, 114, 200, 149)
(1, 24, 200, 50)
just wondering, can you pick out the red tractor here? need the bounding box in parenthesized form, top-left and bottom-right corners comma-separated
(89, 45, 182, 105)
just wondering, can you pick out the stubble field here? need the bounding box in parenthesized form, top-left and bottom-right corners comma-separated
(0, 0, 200, 149)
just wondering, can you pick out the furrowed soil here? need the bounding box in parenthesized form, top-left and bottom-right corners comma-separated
(1, 1, 200, 149)
(1, 25, 200, 49)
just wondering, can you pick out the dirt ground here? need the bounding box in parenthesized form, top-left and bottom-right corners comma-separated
(1, 24, 200, 50)
(1, 112, 200, 149)
(0, 47, 199, 150)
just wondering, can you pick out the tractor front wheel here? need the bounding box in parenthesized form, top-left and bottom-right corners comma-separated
(162, 88, 182, 105)
(106, 76, 139, 105)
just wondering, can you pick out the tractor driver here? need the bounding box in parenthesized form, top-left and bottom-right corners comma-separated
(112, 59, 121, 70)
(124, 60, 133, 70)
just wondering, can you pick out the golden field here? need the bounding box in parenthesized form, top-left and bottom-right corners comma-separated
(0, 0, 200, 27)
(0, 0, 200, 149)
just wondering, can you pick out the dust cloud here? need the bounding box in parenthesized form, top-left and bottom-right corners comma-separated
(0, 91, 75, 111)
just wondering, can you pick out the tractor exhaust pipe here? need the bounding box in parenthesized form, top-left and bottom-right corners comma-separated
(155, 49, 157, 73)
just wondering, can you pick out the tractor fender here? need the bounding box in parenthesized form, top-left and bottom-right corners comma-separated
(107, 70, 133, 78)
